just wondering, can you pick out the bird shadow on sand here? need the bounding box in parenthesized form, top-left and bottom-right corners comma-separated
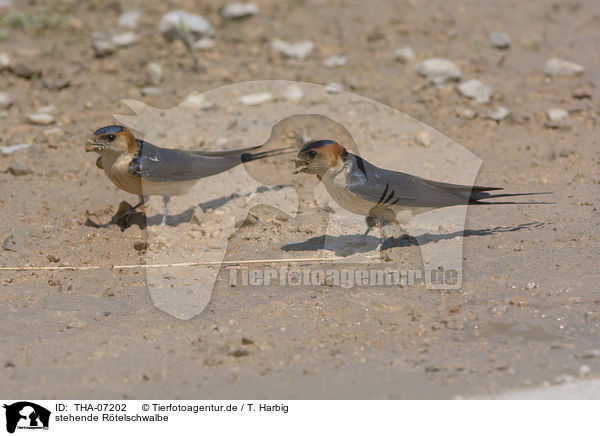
(84, 186, 290, 230)
(281, 222, 545, 256)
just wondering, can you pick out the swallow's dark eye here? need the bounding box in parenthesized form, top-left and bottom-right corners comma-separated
(308, 150, 317, 159)
(107, 134, 116, 142)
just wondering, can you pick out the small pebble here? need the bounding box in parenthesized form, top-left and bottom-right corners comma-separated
(102, 289, 115, 297)
(27, 112, 55, 125)
(458, 79, 492, 103)
(0, 52, 10, 70)
(490, 32, 511, 49)
(141, 87, 162, 96)
(487, 105, 510, 121)
(545, 58, 585, 76)
(272, 39, 315, 60)
(578, 350, 600, 359)
(572, 87, 592, 99)
(7, 162, 33, 176)
(133, 239, 147, 251)
(193, 38, 216, 50)
(413, 130, 432, 147)
(579, 365, 591, 378)
(93, 40, 116, 57)
(47, 254, 60, 263)
(325, 82, 343, 94)
(456, 107, 477, 119)
(393, 46, 415, 63)
(117, 10, 141, 30)
(66, 320, 88, 329)
(111, 31, 137, 48)
(283, 84, 303, 101)
(0, 91, 12, 109)
(222, 2, 259, 19)
(417, 58, 462, 84)
(9, 62, 42, 79)
(239, 92, 272, 106)
(145, 62, 163, 86)
(159, 10, 214, 41)
(547, 108, 569, 122)
(0, 143, 32, 155)
(322, 55, 347, 68)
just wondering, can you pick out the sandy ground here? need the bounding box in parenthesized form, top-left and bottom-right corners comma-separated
(1, 0, 599, 399)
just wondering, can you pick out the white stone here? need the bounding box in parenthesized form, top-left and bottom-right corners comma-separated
(145, 62, 163, 85)
(487, 105, 510, 121)
(490, 32, 510, 49)
(272, 39, 314, 60)
(417, 58, 461, 84)
(111, 31, 137, 47)
(141, 87, 162, 96)
(325, 82, 343, 94)
(27, 113, 55, 125)
(193, 38, 216, 50)
(393, 46, 415, 63)
(322, 55, 347, 67)
(0, 52, 10, 70)
(239, 92, 272, 106)
(0, 143, 32, 155)
(93, 40, 115, 57)
(159, 10, 214, 41)
(413, 130, 431, 147)
(222, 2, 259, 19)
(118, 11, 141, 30)
(0, 91, 11, 109)
(545, 58, 585, 76)
(283, 85, 303, 101)
(547, 108, 568, 121)
(458, 79, 492, 103)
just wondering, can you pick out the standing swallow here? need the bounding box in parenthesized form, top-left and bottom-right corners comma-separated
(86, 125, 286, 225)
(294, 140, 550, 251)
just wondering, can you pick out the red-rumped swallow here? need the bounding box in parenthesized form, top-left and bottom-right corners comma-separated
(294, 140, 550, 250)
(86, 125, 287, 225)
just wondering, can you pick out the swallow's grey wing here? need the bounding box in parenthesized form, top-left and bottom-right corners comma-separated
(128, 140, 244, 182)
(345, 154, 473, 208)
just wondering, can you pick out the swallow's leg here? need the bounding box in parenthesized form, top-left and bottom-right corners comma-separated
(160, 195, 170, 226)
(131, 195, 148, 211)
(362, 216, 376, 244)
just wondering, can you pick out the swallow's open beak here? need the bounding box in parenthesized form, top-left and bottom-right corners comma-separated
(85, 138, 105, 152)
(293, 158, 309, 174)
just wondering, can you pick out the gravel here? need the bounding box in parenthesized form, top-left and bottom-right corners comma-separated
(0, 91, 12, 109)
(93, 40, 116, 57)
(239, 92, 272, 105)
(27, 112, 55, 125)
(487, 105, 510, 121)
(145, 62, 163, 86)
(0, 52, 10, 70)
(222, 2, 259, 19)
(159, 10, 214, 41)
(544, 58, 585, 76)
(490, 32, 511, 49)
(417, 58, 461, 84)
(283, 84, 304, 101)
(547, 108, 569, 122)
(393, 46, 415, 63)
(117, 11, 141, 30)
(111, 31, 137, 48)
(322, 55, 347, 67)
(0, 144, 32, 155)
(458, 79, 492, 103)
(272, 39, 315, 60)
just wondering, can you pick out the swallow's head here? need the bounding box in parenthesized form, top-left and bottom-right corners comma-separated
(294, 140, 348, 176)
(86, 125, 137, 155)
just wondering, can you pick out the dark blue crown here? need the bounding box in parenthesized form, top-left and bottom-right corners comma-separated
(300, 140, 335, 153)
(93, 125, 124, 136)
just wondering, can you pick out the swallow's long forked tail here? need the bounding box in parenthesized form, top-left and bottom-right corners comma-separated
(240, 146, 295, 163)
